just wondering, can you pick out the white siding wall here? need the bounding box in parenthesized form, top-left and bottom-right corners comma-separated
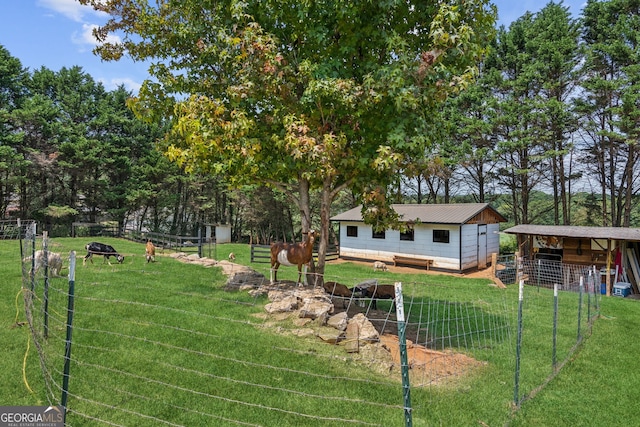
(338, 222, 398, 260)
(338, 220, 503, 272)
(339, 222, 463, 270)
(460, 224, 479, 270)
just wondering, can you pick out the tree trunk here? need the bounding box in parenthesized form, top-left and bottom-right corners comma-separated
(623, 143, 637, 227)
(316, 177, 334, 280)
(296, 177, 316, 281)
(298, 178, 311, 232)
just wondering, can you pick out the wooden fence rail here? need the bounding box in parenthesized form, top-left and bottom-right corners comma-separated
(122, 229, 206, 253)
(251, 244, 339, 263)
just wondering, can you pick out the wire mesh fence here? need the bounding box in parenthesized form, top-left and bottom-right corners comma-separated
(1, 219, 36, 240)
(12, 234, 601, 426)
(496, 254, 603, 293)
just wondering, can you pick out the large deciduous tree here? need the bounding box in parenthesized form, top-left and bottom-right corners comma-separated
(80, 0, 496, 276)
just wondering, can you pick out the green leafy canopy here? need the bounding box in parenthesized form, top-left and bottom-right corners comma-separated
(80, 0, 496, 269)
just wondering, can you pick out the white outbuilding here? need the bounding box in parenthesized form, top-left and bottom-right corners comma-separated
(331, 203, 507, 273)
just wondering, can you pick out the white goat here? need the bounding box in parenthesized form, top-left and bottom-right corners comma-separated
(25, 250, 63, 277)
(373, 261, 388, 272)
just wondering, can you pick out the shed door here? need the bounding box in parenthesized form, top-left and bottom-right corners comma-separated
(478, 225, 487, 269)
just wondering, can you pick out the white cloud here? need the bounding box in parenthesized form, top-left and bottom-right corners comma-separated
(37, 0, 103, 22)
(98, 77, 142, 93)
(72, 23, 121, 47)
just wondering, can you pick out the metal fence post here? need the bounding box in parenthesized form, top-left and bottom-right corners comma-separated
(43, 232, 50, 339)
(61, 251, 76, 423)
(30, 222, 36, 292)
(586, 271, 592, 325)
(514, 279, 524, 406)
(552, 282, 558, 370)
(395, 282, 412, 427)
(577, 276, 584, 344)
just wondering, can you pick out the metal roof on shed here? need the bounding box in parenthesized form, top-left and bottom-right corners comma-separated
(504, 224, 640, 241)
(331, 203, 506, 225)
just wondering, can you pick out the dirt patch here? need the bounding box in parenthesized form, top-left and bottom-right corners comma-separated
(379, 334, 486, 387)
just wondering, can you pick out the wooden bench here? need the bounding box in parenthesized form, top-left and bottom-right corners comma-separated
(393, 255, 433, 270)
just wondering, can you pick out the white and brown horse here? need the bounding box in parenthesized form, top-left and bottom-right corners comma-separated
(270, 230, 316, 286)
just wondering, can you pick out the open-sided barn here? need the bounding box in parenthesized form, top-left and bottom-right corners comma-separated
(331, 203, 507, 273)
(504, 224, 640, 296)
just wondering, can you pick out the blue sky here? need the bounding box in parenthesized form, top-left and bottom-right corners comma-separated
(0, 0, 586, 94)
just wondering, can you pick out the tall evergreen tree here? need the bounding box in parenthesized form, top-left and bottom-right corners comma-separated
(0, 45, 28, 218)
(489, 16, 547, 225)
(442, 64, 499, 203)
(528, 2, 581, 225)
(579, 0, 640, 227)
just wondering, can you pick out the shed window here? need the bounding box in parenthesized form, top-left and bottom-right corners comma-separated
(346, 225, 358, 237)
(400, 228, 414, 241)
(372, 229, 386, 239)
(433, 229, 450, 243)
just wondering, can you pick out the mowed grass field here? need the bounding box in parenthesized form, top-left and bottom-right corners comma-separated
(1, 237, 639, 426)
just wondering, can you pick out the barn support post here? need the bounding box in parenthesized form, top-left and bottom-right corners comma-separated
(61, 251, 76, 423)
(394, 282, 412, 427)
(593, 266, 601, 312)
(491, 252, 498, 278)
(606, 239, 612, 296)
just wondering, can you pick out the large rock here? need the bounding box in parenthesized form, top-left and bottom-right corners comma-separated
(226, 266, 267, 290)
(298, 299, 333, 321)
(201, 258, 219, 267)
(291, 328, 316, 338)
(327, 312, 349, 331)
(317, 326, 345, 344)
(264, 287, 333, 319)
(264, 295, 299, 314)
(344, 321, 360, 353)
(343, 314, 379, 353)
(275, 288, 330, 321)
(293, 287, 331, 301)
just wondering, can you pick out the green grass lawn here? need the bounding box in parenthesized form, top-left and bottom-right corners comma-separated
(1, 237, 638, 426)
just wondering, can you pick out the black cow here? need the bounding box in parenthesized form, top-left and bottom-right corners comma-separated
(84, 242, 124, 265)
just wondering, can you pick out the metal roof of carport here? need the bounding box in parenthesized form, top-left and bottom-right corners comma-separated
(504, 224, 640, 241)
